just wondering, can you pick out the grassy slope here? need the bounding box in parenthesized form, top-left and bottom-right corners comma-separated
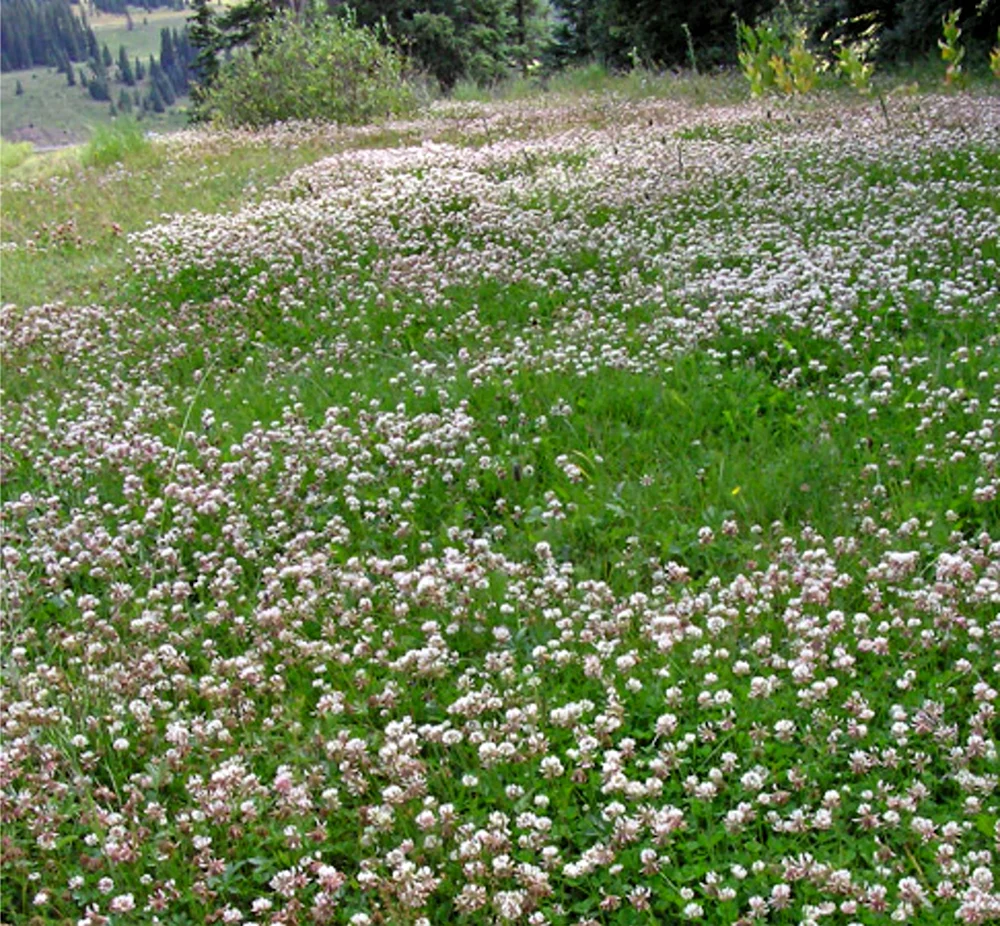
(0, 115, 425, 307)
(89, 7, 196, 59)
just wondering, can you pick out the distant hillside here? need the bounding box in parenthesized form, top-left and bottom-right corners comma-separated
(1, 3, 199, 145)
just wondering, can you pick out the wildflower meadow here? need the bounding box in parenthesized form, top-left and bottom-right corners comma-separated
(2, 90, 999, 925)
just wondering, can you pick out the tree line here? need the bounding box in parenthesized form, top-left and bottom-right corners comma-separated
(6, 0, 997, 105)
(188, 0, 1000, 95)
(1, 0, 97, 72)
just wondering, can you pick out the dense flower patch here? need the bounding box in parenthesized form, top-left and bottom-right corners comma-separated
(2, 93, 999, 925)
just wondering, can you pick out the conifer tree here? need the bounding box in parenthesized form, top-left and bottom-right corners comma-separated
(88, 72, 110, 100)
(188, 0, 221, 107)
(148, 80, 165, 112)
(119, 44, 135, 84)
(150, 57, 177, 105)
(160, 27, 176, 73)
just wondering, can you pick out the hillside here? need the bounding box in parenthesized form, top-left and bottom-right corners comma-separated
(1, 5, 196, 145)
(2, 87, 1000, 923)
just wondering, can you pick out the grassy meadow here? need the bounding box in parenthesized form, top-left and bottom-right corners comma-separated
(89, 7, 196, 60)
(2, 83, 999, 925)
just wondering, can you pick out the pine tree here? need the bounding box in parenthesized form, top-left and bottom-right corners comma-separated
(148, 80, 165, 112)
(88, 73, 110, 100)
(160, 27, 176, 73)
(188, 0, 221, 90)
(150, 57, 177, 105)
(88, 48, 111, 100)
(118, 45, 135, 84)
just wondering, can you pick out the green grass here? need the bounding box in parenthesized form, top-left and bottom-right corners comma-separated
(0, 149, 311, 307)
(80, 116, 151, 168)
(451, 62, 748, 104)
(0, 122, 425, 307)
(0, 137, 33, 172)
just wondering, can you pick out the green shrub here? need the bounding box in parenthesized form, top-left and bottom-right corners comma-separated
(201, 13, 416, 128)
(785, 30, 821, 92)
(81, 118, 150, 169)
(737, 19, 825, 97)
(737, 20, 783, 96)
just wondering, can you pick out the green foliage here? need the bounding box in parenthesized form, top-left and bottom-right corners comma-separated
(737, 19, 783, 95)
(825, 14, 879, 92)
(682, 21, 699, 72)
(834, 40, 875, 91)
(330, 0, 549, 90)
(409, 11, 468, 90)
(81, 117, 150, 168)
(87, 73, 111, 101)
(0, 138, 33, 172)
(118, 43, 135, 85)
(805, 0, 998, 65)
(786, 29, 821, 91)
(939, 8, 968, 87)
(992, 27, 1000, 77)
(552, 0, 780, 70)
(738, 19, 823, 96)
(199, 13, 415, 128)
